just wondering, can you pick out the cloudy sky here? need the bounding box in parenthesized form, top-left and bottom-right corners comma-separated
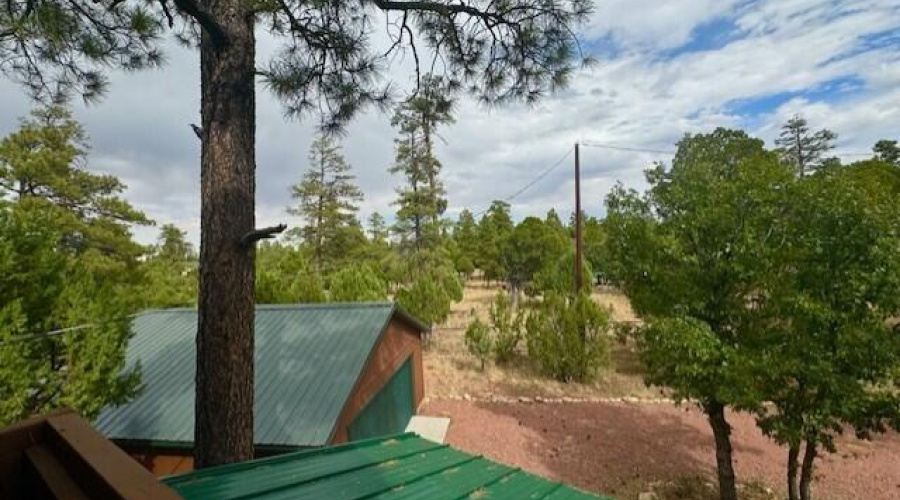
(1, 0, 898, 245)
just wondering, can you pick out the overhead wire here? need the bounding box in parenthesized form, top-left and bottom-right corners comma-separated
(472, 146, 574, 218)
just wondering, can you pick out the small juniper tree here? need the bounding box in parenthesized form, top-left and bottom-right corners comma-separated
(524, 292, 610, 382)
(489, 290, 523, 363)
(464, 318, 492, 371)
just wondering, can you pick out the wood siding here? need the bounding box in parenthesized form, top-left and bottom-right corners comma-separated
(330, 317, 425, 443)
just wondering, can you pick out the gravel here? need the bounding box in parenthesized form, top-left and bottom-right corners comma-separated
(422, 399, 900, 500)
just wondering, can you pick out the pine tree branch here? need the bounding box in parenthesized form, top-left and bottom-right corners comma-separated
(168, 0, 230, 48)
(240, 223, 287, 248)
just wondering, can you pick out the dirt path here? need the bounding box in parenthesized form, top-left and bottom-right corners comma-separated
(423, 399, 900, 500)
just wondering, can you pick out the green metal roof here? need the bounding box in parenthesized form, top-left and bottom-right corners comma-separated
(163, 433, 613, 500)
(95, 303, 424, 448)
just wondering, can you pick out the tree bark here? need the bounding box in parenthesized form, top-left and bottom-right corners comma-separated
(194, 0, 256, 469)
(706, 401, 738, 500)
(787, 443, 800, 500)
(799, 439, 817, 500)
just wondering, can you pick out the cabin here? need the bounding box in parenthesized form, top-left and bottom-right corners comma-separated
(94, 302, 428, 475)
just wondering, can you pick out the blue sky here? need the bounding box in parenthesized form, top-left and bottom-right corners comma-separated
(0, 0, 898, 244)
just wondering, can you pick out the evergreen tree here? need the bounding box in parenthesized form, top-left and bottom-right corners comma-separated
(390, 76, 455, 250)
(873, 139, 899, 166)
(0, 108, 149, 424)
(545, 208, 568, 237)
(775, 115, 837, 175)
(288, 135, 363, 269)
(329, 264, 388, 302)
(367, 211, 388, 243)
(503, 216, 567, 296)
(477, 201, 514, 282)
(1, 0, 592, 466)
(452, 209, 479, 271)
(143, 224, 198, 308)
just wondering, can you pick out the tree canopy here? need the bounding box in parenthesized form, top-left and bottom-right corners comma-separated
(0, 107, 149, 425)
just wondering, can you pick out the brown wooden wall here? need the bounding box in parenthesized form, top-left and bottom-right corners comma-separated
(330, 317, 425, 444)
(126, 448, 194, 476)
(119, 315, 425, 476)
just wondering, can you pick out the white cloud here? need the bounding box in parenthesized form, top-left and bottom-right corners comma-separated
(0, 0, 898, 244)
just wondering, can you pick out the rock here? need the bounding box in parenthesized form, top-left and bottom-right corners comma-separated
(637, 492, 658, 500)
(518, 396, 533, 404)
(463, 393, 471, 401)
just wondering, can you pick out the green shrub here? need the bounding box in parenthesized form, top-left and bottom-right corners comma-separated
(489, 291, 523, 363)
(396, 257, 463, 326)
(464, 318, 493, 370)
(525, 292, 611, 382)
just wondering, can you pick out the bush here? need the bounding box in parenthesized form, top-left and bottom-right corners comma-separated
(525, 292, 611, 382)
(464, 318, 493, 370)
(489, 291, 522, 363)
(396, 254, 463, 326)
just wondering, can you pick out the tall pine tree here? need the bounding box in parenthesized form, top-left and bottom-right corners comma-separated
(288, 135, 362, 269)
(775, 115, 837, 175)
(390, 76, 455, 251)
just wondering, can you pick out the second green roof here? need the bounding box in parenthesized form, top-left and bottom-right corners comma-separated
(163, 433, 613, 500)
(95, 303, 425, 448)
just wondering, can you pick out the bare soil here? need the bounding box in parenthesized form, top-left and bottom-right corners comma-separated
(422, 399, 900, 500)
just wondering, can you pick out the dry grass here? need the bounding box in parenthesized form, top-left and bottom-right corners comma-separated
(423, 280, 658, 400)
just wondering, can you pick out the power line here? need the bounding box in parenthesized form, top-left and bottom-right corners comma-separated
(473, 147, 574, 218)
(582, 140, 874, 158)
(0, 314, 140, 344)
(581, 141, 675, 155)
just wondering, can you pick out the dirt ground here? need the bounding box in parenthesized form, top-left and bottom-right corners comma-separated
(425, 281, 654, 400)
(422, 399, 900, 500)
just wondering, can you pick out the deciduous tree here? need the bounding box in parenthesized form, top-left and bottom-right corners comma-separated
(604, 128, 793, 500)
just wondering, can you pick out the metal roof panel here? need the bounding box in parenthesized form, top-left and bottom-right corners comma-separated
(163, 434, 613, 500)
(95, 303, 409, 447)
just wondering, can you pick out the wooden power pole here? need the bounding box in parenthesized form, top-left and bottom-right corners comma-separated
(574, 142, 584, 293)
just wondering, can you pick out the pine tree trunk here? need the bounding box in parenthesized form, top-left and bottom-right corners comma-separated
(706, 401, 738, 500)
(787, 443, 800, 500)
(194, 0, 256, 469)
(799, 439, 817, 500)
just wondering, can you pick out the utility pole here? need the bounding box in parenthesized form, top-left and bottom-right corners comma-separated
(574, 142, 584, 294)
